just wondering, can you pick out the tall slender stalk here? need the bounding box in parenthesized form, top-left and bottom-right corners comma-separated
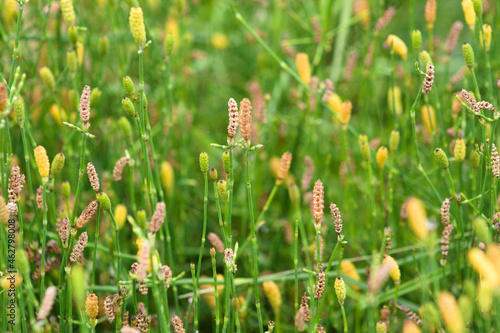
(193, 171, 209, 331)
(244, 148, 264, 333)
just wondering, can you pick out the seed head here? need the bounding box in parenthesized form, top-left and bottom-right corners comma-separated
(113, 157, 131, 181)
(312, 180, 324, 227)
(454, 138, 466, 162)
(462, 43, 475, 69)
(39, 66, 56, 91)
(13, 98, 25, 123)
(57, 217, 70, 246)
(462, 0, 476, 29)
(383, 255, 401, 284)
(97, 192, 111, 211)
(334, 277, 346, 305)
(468, 248, 500, 287)
(207, 232, 224, 253)
(171, 315, 186, 333)
(227, 98, 239, 141)
(8, 165, 25, 203)
(386, 34, 407, 60)
(340, 261, 361, 291)
(85, 294, 99, 320)
(330, 203, 343, 236)
(376, 146, 388, 168)
(422, 64, 435, 95)
(277, 152, 292, 184)
(438, 292, 464, 333)
(406, 197, 429, 240)
(339, 100, 352, 127)
(425, 0, 436, 29)
(375, 7, 395, 33)
(79, 86, 91, 126)
(314, 265, 325, 300)
(87, 162, 100, 192)
(76, 200, 98, 229)
(37, 286, 57, 320)
(34, 146, 50, 179)
(0, 83, 7, 113)
(441, 197, 451, 227)
(61, 0, 75, 25)
(199, 151, 209, 173)
(129, 7, 147, 46)
(150, 202, 166, 235)
(217, 180, 227, 201)
(446, 22, 463, 54)
(70, 232, 88, 263)
(492, 144, 500, 178)
(412, 30, 422, 51)
(296, 53, 311, 85)
(301, 156, 315, 191)
(50, 153, 65, 178)
(0, 197, 8, 225)
(440, 224, 454, 264)
(104, 295, 117, 323)
(480, 24, 492, 52)
(263, 281, 282, 314)
(239, 98, 252, 144)
(434, 148, 449, 169)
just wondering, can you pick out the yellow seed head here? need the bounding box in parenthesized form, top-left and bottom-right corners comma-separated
(263, 281, 282, 314)
(406, 197, 429, 240)
(339, 100, 352, 127)
(334, 277, 346, 305)
(161, 161, 174, 197)
(477, 282, 493, 314)
(467, 248, 500, 287)
(34, 146, 50, 179)
(425, 0, 436, 29)
(386, 34, 408, 60)
(85, 294, 99, 320)
(387, 86, 403, 116)
(296, 53, 311, 85)
(486, 245, 500, 278)
(376, 146, 388, 168)
(0, 196, 8, 226)
(328, 92, 343, 124)
(438, 291, 464, 333)
(50, 104, 67, 126)
(212, 33, 229, 50)
(129, 6, 147, 46)
(420, 105, 436, 134)
(114, 204, 128, 229)
(383, 255, 401, 284)
(403, 320, 422, 333)
(480, 24, 492, 52)
(454, 138, 466, 162)
(462, 0, 476, 30)
(340, 261, 360, 291)
(376, 321, 388, 333)
(61, 0, 76, 26)
(1, 273, 22, 290)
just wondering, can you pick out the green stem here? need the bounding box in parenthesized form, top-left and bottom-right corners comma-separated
(194, 172, 209, 331)
(244, 148, 264, 333)
(90, 204, 101, 292)
(39, 182, 48, 303)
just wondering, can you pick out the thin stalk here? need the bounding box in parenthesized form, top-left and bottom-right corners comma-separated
(108, 210, 122, 282)
(39, 182, 48, 302)
(90, 204, 101, 292)
(211, 249, 220, 333)
(8, 4, 24, 89)
(194, 172, 209, 331)
(244, 148, 264, 333)
(255, 182, 280, 225)
(71, 134, 87, 224)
